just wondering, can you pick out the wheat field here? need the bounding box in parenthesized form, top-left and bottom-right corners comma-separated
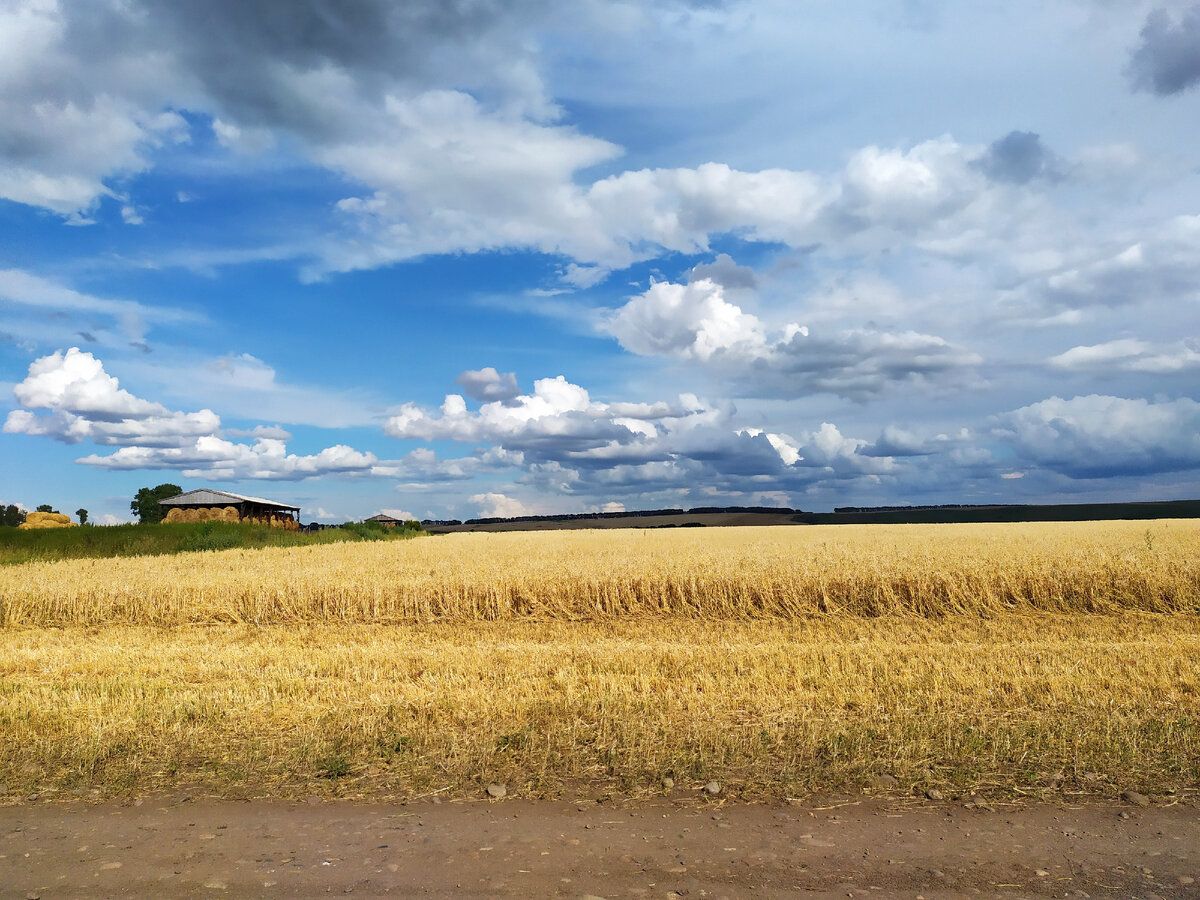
(3, 519, 1198, 626)
(2, 520, 1198, 800)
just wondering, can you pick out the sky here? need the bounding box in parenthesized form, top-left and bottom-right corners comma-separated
(2, 0, 1200, 524)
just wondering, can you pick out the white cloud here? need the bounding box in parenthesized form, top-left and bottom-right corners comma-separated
(606, 278, 980, 399)
(78, 437, 379, 481)
(996, 394, 1200, 477)
(4, 347, 220, 447)
(12, 346, 162, 418)
(470, 492, 533, 518)
(4, 347, 384, 480)
(1048, 338, 1200, 374)
(384, 374, 687, 449)
(608, 278, 771, 361)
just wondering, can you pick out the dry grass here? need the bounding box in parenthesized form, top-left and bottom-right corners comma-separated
(1, 520, 1198, 800)
(2, 617, 1197, 800)
(2, 520, 1198, 626)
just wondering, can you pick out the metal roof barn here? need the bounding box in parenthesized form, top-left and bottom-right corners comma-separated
(364, 513, 405, 526)
(159, 489, 301, 528)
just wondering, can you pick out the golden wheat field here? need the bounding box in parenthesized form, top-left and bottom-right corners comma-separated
(1, 520, 1199, 801)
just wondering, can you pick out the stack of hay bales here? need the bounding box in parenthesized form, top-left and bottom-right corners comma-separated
(163, 505, 247, 524)
(18, 511, 76, 529)
(242, 514, 298, 530)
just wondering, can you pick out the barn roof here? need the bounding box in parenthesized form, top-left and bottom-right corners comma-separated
(160, 489, 299, 510)
(364, 513, 402, 523)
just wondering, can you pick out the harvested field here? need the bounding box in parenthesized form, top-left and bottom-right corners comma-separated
(2, 616, 1198, 800)
(1, 520, 1198, 801)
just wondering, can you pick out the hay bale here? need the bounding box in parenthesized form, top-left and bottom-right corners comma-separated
(163, 507, 182, 523)
(25, 511, 72, 526)
(19, 511, 76, 529)
(220, 506, 240, 522)
(21, 511, 76, 529)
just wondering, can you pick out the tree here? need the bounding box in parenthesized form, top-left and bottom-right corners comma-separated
(76, 508, 89, 525)
(1, 504, 25, 527)
(130, 483, 182, 524)
(36, 503, 56, 513)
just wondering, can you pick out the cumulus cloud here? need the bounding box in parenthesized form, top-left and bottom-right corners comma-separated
(4, 347, 383, 480)
(3, 347, 220, 446)
(606, 278, 980, 399)
(385, 374, 694, 450)
(996, 394, 1200, 477)
(1048, 338, 1200, 374)
(471, 492, 534, 518)
(1128, 5, 1200, 96)
(383, 370, 907, 509)
(456, 367, 520, 402)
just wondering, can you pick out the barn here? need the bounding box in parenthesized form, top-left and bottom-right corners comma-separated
(364, 513, 405, 528)
(159, 489, 301, 530)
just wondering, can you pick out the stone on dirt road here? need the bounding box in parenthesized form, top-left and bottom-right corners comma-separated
(871, 774, 899, 790)
(1121, 790, 1151, 807)
(702, 781, 721, 796)
(486, 783, 507, 799)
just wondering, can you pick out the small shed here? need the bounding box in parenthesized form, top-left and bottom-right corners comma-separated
(160, 489, 301, 529)
(364, 513, 405, 528)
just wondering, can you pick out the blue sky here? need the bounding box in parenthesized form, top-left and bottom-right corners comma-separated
(2, 0, 1200, 523)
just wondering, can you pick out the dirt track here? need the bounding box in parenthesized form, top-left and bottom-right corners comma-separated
(2, 797, 1197, 898)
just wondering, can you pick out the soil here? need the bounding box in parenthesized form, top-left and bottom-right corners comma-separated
(2, 796, 1196, 898)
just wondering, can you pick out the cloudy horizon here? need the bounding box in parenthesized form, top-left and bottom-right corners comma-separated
(2, 0, 1199, 523)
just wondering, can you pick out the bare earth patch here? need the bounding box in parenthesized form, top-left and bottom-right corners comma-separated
(3, 797, 1197, 898)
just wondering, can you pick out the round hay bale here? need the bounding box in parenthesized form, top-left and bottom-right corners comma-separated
(221, 506, 240, 522)
(180, 508, 198, 523)
(163, 507, 181, 523)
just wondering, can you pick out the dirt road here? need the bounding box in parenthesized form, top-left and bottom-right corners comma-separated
(2, 796, 1196, 898)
